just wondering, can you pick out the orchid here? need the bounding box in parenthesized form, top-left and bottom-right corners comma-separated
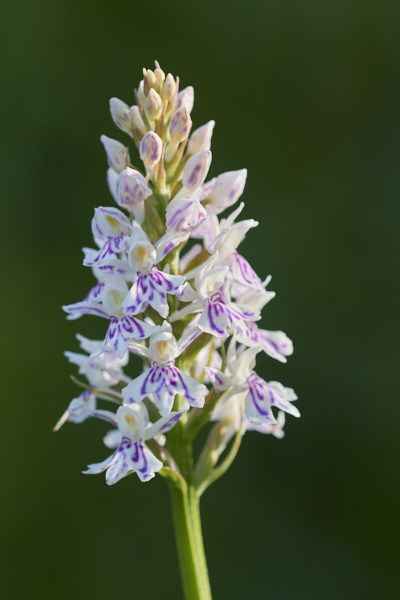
(57, 62, 299, 600)
(84, 403, 186, 484)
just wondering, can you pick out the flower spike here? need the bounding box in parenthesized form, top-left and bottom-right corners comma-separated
(59, 63, 298, 493)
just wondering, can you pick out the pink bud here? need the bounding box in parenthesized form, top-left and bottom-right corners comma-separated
(100, 135, 129, 173)
(187, 120, 215, 155)
(182, 151, 212, 190)
(139, 132, 163, 166)
(176, 86, 194, 114)
(170, 107, 192, 142)
(117, 167, 152, 210)
(109, 98, 132, 136)
(131, 106, 147, 136)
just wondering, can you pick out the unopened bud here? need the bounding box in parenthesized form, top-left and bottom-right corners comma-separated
(131, 106, 147, 136)
(109, 98, 132, 136)
(182, 150, 212, 190)
(154, 67, 165, 90)
(140, 131, 163, 166)
(143, 68, 157, 95)
(117, 167, 152, 221)
(144, 88, 163, 121)
(100, 135, 129, 173)
(187, 120, 215, 155)
(136, 81, 146, 107)
(176, 86, 194, 114)
(170, 107, 192, 143)
(161, 73, 176, 101)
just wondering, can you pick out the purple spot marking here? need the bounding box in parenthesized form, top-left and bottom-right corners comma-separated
(186, 164, 202, 186)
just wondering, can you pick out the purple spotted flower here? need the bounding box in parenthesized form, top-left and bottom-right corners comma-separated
(63, 275, 156, 358)
(83, 206, 132, 267)
(239, 322, 294, 363)
(122, 323, 207, 416)
(155, 193, 207, 259)
(53, 390, 119, 431)
(64, 333, 129, 391)
(121, 225, 185, 318)
(84, 403, 185, 484)
(123, 267, 185, 319)
(170, 254, 260, 338)
(201, 168, 247, 215)
(206, 340, 299, 425)
(123, 360, 207, 416)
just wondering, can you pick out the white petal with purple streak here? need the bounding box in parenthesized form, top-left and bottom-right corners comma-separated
(242, 324, 294, 362)
(245, 373, 299, 424)
(230, 252, 263, 289)
(187, 120, 215, 155)
(84, 438, 162, 484)
(198, 292, 259, 338)
(62, 299, 109, 321)
(102, 315, 156, 358)
(123, 268, 185, 318)
(203, 169, 247, 215)
(140, 131, 162, 166)
(100, 135, 130, 174)
(116, 167, 152, 213)
(109, 98, 133, 136)
(122, 361, 207, 416)
(183, 151, 212, 191)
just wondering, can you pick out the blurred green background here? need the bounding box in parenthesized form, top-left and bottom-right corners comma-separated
(1, 0, 399, 598)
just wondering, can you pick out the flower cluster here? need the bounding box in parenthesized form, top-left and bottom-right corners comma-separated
(58, 62, 299, 487)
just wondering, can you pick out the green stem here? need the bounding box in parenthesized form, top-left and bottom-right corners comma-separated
(169, 483, 212, 600)
(187, 485, 210, 587)
(166, 419, 212, 599)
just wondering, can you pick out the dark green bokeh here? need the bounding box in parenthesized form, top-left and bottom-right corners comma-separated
(1, 1, 399, 598)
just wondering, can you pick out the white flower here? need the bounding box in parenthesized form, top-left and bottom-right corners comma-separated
(65, 334, 128, 390)
(122, 227, 185, 318)
(155, 194, 207, 259)
(84, 403, 185, 484)
(206, 339, 299, 425)
(83, 207, 132, 267)
(53, 390, 118, 432)
(170, 254, 260, 338)
(63, 275, 157, 359)
(122, 323, 207, 416)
